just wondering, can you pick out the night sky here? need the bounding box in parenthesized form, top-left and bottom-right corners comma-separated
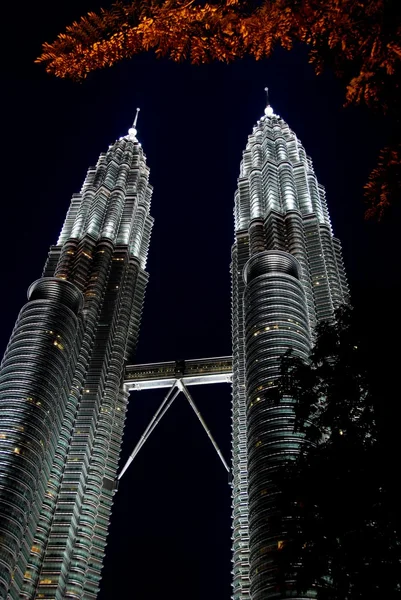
(2, 1, 400, 598)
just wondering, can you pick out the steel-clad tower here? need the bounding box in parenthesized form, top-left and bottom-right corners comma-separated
(0, 113, 153, 599)
(230, 93, 349, 600)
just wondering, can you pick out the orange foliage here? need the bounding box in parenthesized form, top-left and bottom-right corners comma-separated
(37, 0, 401, 218)
(364, 144, 401, 220)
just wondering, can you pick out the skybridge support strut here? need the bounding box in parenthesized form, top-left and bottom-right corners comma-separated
(118, 383, 180, 480)
(177, 380, 230, 473)
(118, 378, 230, 481)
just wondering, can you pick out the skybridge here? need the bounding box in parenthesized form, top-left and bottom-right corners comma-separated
(119, 357, 233, 481)
(124, 356, 233, 390)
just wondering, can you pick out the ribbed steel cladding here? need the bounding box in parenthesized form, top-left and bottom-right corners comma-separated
(31, 251, 133, 598)
(0, 280, 83, 597)
(244, 260, 310, 600)
(284, 212, 316, 330)
(69, 255, 141, 596)
(37, 243, 117, 600)
(231, 235, 251, 600)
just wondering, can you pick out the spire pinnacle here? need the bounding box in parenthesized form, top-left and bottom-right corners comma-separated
(133, 107, 140, 128)
(128, 108, 140, 141)
(264, 87, 274, 117)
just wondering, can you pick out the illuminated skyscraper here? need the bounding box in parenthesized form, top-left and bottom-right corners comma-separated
(0, 112, 153, 599)
(230, 92, 349, 600)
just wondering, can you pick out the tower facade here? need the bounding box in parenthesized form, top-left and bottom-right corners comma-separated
(231, 98, 349, 600)
(0, 119, 153, 599)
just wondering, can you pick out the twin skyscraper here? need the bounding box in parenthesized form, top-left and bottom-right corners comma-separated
(0, 95, 348, 599)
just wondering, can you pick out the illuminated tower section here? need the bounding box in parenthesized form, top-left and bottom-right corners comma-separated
(0, 113, 153, 599)
(231, 93, 349, 600)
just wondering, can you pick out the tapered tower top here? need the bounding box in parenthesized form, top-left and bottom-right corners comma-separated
(234, 90, 333, 232)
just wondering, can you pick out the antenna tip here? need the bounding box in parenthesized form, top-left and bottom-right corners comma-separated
(131, 107, 141, 133)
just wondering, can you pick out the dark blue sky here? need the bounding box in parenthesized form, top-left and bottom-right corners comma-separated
(2, 1, 400, 598)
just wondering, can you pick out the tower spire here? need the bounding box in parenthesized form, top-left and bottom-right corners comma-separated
(133, 107, 140, 128)
(128, 107, 140, 141)
(264, 87, 274, 117)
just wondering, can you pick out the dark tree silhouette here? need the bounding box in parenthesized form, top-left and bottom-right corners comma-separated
(275, 307, 401, 599)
